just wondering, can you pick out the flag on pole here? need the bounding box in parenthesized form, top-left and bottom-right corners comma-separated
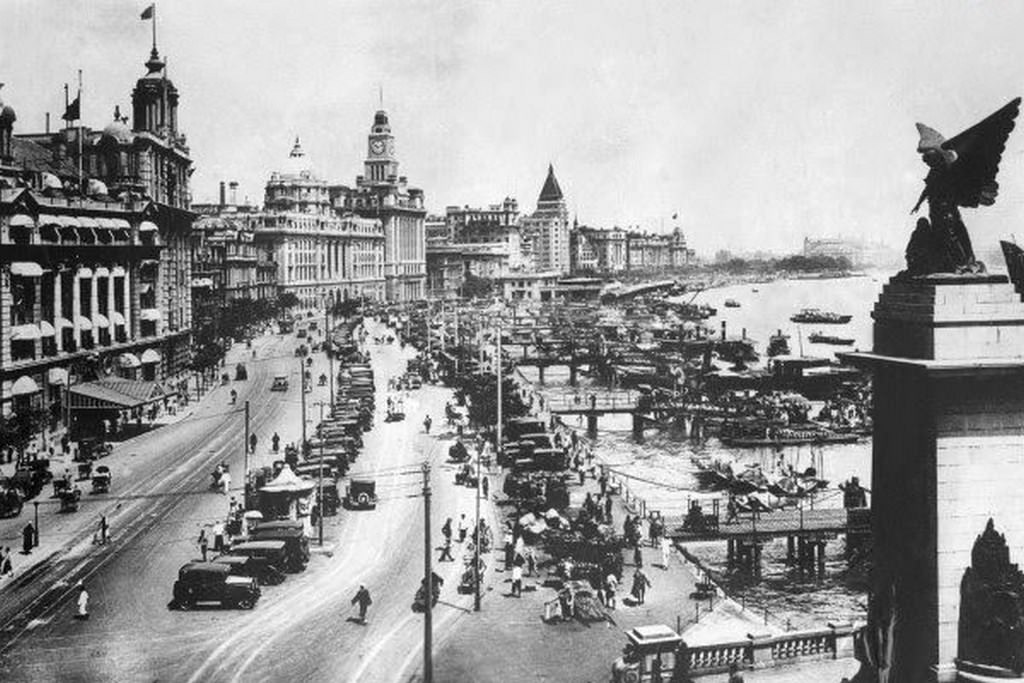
(62, 94, 80, 122)
(140, 4, 155, 20)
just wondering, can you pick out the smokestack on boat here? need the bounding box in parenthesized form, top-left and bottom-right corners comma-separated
(721, 321, 727, 340)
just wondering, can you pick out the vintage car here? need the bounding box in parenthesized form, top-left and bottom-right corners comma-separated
(249, 525, 309, 571)
(270, 376, 289, 392)
(344, 479, 377, 511)
(172, 562, 260, 610)
(91, 465, 111, 494)
(227, 540, 290, 574)
(212, 554, 286, 586)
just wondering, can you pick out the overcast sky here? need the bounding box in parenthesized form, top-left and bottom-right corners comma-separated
(5, 1, 1024, 256)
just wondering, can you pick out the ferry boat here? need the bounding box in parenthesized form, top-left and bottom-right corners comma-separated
(807, 332, 855, 346)
(790, 308, 852, 324)
(766, 330, 791, 357)
(724, 299, 741, 308)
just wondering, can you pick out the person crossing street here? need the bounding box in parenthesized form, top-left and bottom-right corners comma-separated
(351, 585, 372, 623)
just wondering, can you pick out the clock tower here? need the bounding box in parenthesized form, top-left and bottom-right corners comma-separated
(365, 110, 398, 183)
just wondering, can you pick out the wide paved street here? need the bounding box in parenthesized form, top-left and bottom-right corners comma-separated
(0, 322, 485, 682)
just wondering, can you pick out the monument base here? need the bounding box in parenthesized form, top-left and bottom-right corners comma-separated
(956, 660, 1024, 682)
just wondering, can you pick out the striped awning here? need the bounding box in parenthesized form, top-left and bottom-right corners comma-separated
(9, 214, 35, 228)
(10, 375, 40, 396)
(76, 315, 93, 331)
(92, 313, 110, 329)
(109, 311, 126, 326)
(10, 323, 41, 341)
(138, 221, 158, 233)
(38, 321, 56, 337)
(55, 317, 74, 329)
(118, 352, 141, 369)
(141, 348, 161, 364)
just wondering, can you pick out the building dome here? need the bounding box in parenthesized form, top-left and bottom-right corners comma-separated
(102, 118, 133, 145)
(279, 136, 317, 179)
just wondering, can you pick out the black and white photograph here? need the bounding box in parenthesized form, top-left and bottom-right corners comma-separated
(2, 2, 1024, 681)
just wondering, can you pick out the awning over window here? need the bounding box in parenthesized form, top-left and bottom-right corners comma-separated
(111, 266, 126, 277)
(78, 216, 100, 228)
(47, 367, 68, 386)
(76, 316, 93, 331)
(39, 214, 60, 227)
(9, 214, 34, 228)
(70, 377, 169, 410)
(10, 323, 41, 341)
(94, 267, 110, 277)
(38, 321, 56, 337)
(55, 317, 74, 329)
(141, 348, 161, 364)
(10, 262, 43, 277)
(96, 217, 116, 229)
(113, 218, 131, 230)
(58, 216, 81, 228)
(92, 313, 110, 328)
(77, 267, 93, 278)
(11, 375, 40, 396)
(76, 226, 95, 241)
(191, 278, 214, 288)
(138, 221, 158, 233)
(118, 352, 141, 368)
(140, 308, 161, 321)
(110, 311, 126, 326)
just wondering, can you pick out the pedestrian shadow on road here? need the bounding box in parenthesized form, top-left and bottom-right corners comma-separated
(436, 600, 472, 614)
(345, 616, 368, 626)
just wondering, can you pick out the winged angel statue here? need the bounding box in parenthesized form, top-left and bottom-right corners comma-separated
(904, 97, 1020, 276)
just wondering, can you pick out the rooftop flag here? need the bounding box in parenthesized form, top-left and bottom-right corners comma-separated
(140, 4, 154, 20)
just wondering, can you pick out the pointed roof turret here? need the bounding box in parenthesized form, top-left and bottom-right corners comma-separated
(538, 163, 563, 203)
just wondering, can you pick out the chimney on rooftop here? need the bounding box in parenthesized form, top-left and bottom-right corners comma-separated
(219, 181, 226, 208)
(229, 181, 239, 206)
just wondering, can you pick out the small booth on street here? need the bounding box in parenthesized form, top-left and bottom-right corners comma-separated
(68, 377, 176, 439)
(257, 467, 316, 536)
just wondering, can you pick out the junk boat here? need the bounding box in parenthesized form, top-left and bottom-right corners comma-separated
(808, 332, 855, 345)
(790, 308, 852, 324)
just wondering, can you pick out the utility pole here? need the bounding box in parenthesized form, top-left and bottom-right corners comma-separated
(300, 359, 307, 450)
(243, 400, 250, 505)
(454, 305, 460, 374)
(422, 462, 433, 683)
(474, 438, 482, 611)
(496, 320, 503, 458)
(317, 401, 325, 545)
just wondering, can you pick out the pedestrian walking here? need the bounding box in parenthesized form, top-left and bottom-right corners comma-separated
(249, 433, 258, 454)
(511, 563, 523, 597)
(22, 522, 34, 555)
(351, 585, 372, 623)
(481, 475, 489, 499)
(439, 537, 454, 562)
(660, 537, 671, 569)
(578, 467, 585, 486)
(599, 470, 608, 497)
(605, 572, 619, 609)
(212, 522, 225, 553)
(423, 414, 432, 434)
(220, 469, 232, 495)
(631, 568, 652, 605)
(75, 583, 90, 620)
(458, 514, 468, 543)
(604, 495, 613, 524)
(1, 547, 11, 576)
(442, 517, 452, 543)
(634, 544, 643, 568)
(198, 528, 209, 561)
(526, 547, 536, 576)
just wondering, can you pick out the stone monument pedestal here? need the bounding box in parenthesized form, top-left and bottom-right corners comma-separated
(843, 275, 1024, 683)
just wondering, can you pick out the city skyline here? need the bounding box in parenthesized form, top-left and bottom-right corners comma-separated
(5, 1, 1024, 256)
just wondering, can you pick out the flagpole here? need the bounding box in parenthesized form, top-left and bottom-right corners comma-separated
(77, 70, 83, 196)
(63, 84, 69, 131)
(152, 4, 157, 52)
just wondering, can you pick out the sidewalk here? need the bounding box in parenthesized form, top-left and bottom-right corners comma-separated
(430, 463, 710, 682)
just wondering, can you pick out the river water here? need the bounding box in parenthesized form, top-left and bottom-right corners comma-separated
(517, 272, 890, 630)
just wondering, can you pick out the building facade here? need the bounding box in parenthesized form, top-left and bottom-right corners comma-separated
(0, 42, 196, 428)
(332, 109, 426, 302)
(253, 139, 385, 309)
(521, 165, 570, 275)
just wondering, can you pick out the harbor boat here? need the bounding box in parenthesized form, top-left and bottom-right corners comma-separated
(767, 468, 829, 498)
(719, 427, 860, 448)
(807, 332, 855, 346)
(724, 299, 741, 308)
(766, 330, 791, 357)
(790, 308, 852, 324)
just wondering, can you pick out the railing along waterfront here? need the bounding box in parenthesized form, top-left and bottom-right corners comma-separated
(545, 391, 638, 413)
(681, 622, 858, 678)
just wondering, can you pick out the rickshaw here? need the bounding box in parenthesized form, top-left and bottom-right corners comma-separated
(0, 487, 24, 518)
(91, 465, 111, 494)
(235, 363, 248, 381)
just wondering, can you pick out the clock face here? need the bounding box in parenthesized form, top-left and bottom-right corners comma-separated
(371, 139, 385, 155)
